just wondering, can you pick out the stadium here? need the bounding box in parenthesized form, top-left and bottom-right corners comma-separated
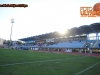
(18, 23, 100, 54)
(0, 23, 100, 75)
(0, 1, 100, 75)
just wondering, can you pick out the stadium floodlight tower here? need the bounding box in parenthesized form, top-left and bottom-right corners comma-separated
(10, 18, 14, 46)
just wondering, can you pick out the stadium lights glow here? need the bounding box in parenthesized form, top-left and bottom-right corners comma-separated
(57, 29, 67, 35)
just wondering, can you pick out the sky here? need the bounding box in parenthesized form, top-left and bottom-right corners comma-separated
(0, 0, 100, 41)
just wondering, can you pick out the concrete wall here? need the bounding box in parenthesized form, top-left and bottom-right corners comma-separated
(0, 38, 4, 45)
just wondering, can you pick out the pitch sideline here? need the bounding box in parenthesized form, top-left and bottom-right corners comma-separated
(0, 56, 87, 67)
(75, 62, 100, 75)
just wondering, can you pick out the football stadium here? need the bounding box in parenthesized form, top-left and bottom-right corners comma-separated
(0, 23, 100, 75)
(0, 0, 100, 75)
(18, 23, 100, 54)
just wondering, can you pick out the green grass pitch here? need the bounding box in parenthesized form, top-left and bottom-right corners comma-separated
(0, 48, 100, 75)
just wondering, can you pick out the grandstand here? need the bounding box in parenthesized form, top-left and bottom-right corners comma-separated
(18, 23, 100, 53)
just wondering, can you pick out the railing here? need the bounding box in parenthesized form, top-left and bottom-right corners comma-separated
(80, 41, 86, 48)
(92, 40, 99, 48)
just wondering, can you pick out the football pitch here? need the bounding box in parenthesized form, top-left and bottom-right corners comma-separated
(0, 48, 100, 75)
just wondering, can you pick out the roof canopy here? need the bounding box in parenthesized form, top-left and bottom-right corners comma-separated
(19, 23, 100, 42)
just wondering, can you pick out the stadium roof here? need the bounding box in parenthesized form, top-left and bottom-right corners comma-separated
(19, 23, 100, 42)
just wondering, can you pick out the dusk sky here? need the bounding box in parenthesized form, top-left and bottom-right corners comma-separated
(0, 0, 100, 41)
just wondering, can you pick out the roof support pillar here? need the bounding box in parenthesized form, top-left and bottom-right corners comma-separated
(96, 33, 99, 40)
(72, 35, 75, 41)
(86, 34, 89, 41)
(79, 35, 81, 41)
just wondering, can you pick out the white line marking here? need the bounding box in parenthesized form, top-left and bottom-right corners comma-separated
(75, 62, 100, 75)
(0, 56, 87, 67)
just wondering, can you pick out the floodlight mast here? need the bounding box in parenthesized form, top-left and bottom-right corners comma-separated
(10, 18, 14, 46)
